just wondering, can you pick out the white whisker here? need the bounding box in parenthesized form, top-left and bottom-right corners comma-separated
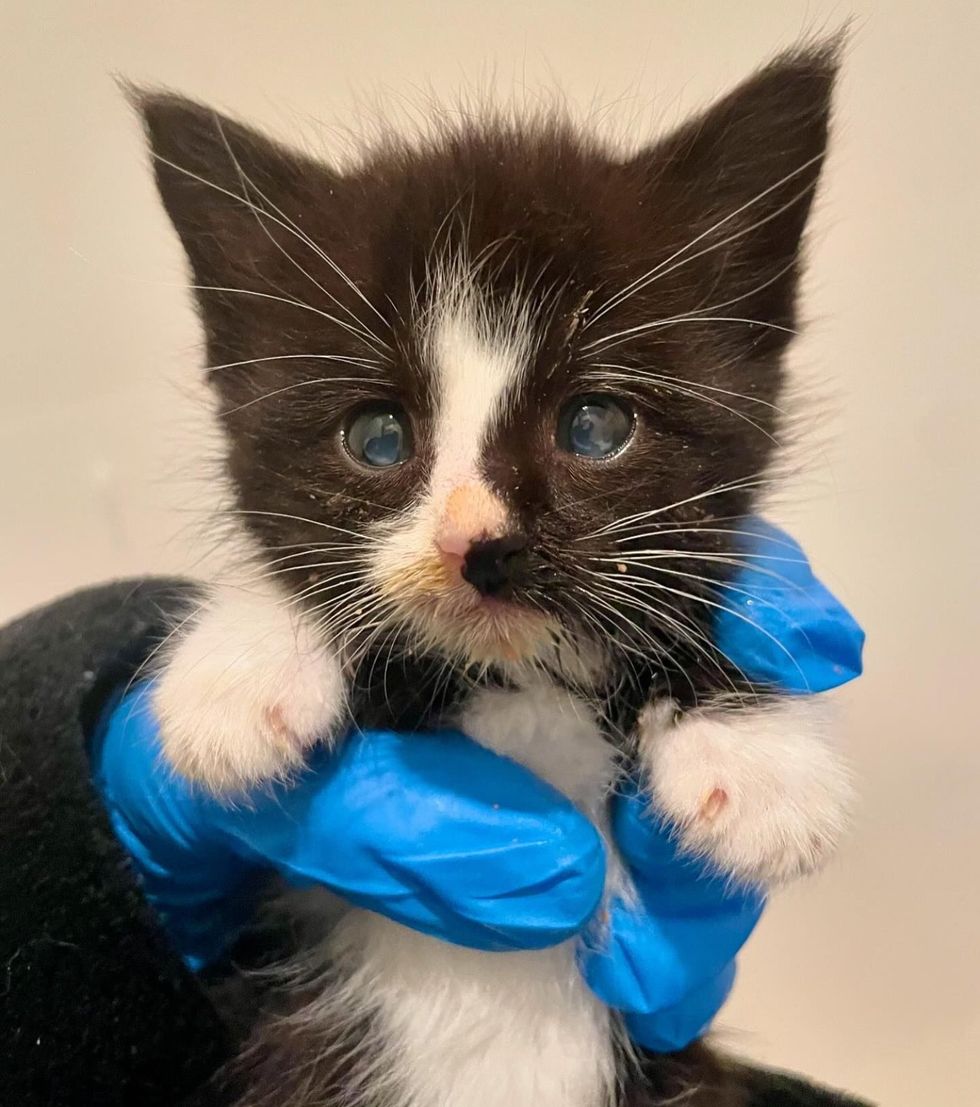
(585, 158, 823, 327)
(582, 315, 797, 357)
(206, 353, 382, 374)
(586, 573, 751, 696)
(584, 371, 779, 443)
(576, 476, 776, 541)
(220, 376, 394, 415)
(211, 116, 393, 338)
(589, 567, 807, 684)
(185, 282, 384, 354)
(585, 575, 743, 698)
(151, 152, 390, 359)
(586, 364, 786, 414)
(227, 509, 373, 542)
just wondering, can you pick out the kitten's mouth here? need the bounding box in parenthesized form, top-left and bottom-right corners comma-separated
(372, 554, 556, 665)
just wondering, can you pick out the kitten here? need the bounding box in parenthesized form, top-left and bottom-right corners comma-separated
(137, 40, 851, 1107)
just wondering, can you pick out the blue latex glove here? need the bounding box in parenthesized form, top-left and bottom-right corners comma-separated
(715, 518, 864, 693)
(91, 681, 606, 969)
(581, 784, 764, 1051)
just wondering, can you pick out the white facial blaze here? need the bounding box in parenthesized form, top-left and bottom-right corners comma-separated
(426, 280, 534, 499)
(370, 269, 538, 596)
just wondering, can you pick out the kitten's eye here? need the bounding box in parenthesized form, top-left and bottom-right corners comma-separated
(557, 394, 634, 459)
(344, 405, 412, 468)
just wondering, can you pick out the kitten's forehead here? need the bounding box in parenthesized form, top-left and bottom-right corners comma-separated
(367, 126, 606, 316)
(421, 263, 538, 494)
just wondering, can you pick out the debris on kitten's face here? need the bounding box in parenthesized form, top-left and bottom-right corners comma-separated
(137, 48, 833, 675)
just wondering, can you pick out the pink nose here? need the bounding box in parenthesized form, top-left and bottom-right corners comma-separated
(435, 483, 510, 574)
(436, 528, 471, 559)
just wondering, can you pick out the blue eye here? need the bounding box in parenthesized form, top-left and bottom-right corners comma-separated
(558, 395, 634, 459)
(344, 405, 412, 467)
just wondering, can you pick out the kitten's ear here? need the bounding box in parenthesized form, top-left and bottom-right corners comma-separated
(131, 88, 338, 289)
(628, 41, 840, 341)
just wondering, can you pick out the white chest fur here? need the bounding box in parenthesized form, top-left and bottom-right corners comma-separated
(321, 683, 621, 1107)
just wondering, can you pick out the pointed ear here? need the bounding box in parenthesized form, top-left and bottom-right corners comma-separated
(628, 41, 841, 342)
(130, 88, 340, 294)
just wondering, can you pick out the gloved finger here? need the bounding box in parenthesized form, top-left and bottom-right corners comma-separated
(714, 516, 864, 693)
(623, 962, 737, 1054)
(610, 781, 703, 883)
(611, 784, 766, 909)
(91, 683, 264, 968)
(578, 881, 760, 1014)
(204, 727, 607, 952)
(580, 785, 762, 1013)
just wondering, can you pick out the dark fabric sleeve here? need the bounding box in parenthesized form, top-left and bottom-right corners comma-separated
(0, 579, 231, 1107)
(738, 1063, 872, 1106)
(0, 579, 871, 1107)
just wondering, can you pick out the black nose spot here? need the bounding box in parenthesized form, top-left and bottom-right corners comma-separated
(462, 535, 528, 598)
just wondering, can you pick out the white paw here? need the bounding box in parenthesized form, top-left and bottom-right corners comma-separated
(153, 585, 347, 794)
(637, 697, 852, 886)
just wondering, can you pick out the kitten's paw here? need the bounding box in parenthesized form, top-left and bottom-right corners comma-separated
(153, 586, 347, 794)
(638, 698, 852, 887)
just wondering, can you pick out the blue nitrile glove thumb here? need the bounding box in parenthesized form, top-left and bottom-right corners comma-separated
(91, 681, 606, 969)
(715, 517, 864, 693)
(580, 784, 764, 1051)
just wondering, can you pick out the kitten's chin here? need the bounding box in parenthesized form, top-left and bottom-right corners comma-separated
(368, 552, 556, 665)
(403, 593, 557, 667)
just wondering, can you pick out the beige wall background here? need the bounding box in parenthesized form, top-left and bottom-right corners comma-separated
(2, 2, 978, 1103)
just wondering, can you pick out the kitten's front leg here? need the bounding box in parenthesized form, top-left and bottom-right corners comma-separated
(153, 582, 347, 793)
(637, 697, 852, 886)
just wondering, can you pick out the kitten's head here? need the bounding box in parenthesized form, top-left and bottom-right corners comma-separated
(138, 44, 836, 687)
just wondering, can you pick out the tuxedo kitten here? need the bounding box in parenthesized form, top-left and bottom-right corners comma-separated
(138, 40, 851, 1107)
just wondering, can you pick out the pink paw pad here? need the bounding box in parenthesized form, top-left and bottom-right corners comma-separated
(263, 703, 297, 748)
(699, 787, 729, 823)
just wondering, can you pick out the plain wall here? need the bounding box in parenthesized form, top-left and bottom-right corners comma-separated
(2, 2, 977, 1103)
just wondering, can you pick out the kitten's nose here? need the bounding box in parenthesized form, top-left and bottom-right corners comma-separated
(461, 535, 528, 598)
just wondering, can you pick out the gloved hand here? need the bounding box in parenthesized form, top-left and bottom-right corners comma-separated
(91, 681, 606, 970)
(91, 515, 863, 1051)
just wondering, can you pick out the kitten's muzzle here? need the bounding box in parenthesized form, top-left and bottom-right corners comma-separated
(461, 534, 528, 599)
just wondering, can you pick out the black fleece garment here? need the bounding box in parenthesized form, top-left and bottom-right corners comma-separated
(0, 580, 870, 1106)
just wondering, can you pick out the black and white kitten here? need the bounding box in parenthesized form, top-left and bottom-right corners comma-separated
(137, 41, 851, 1107)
